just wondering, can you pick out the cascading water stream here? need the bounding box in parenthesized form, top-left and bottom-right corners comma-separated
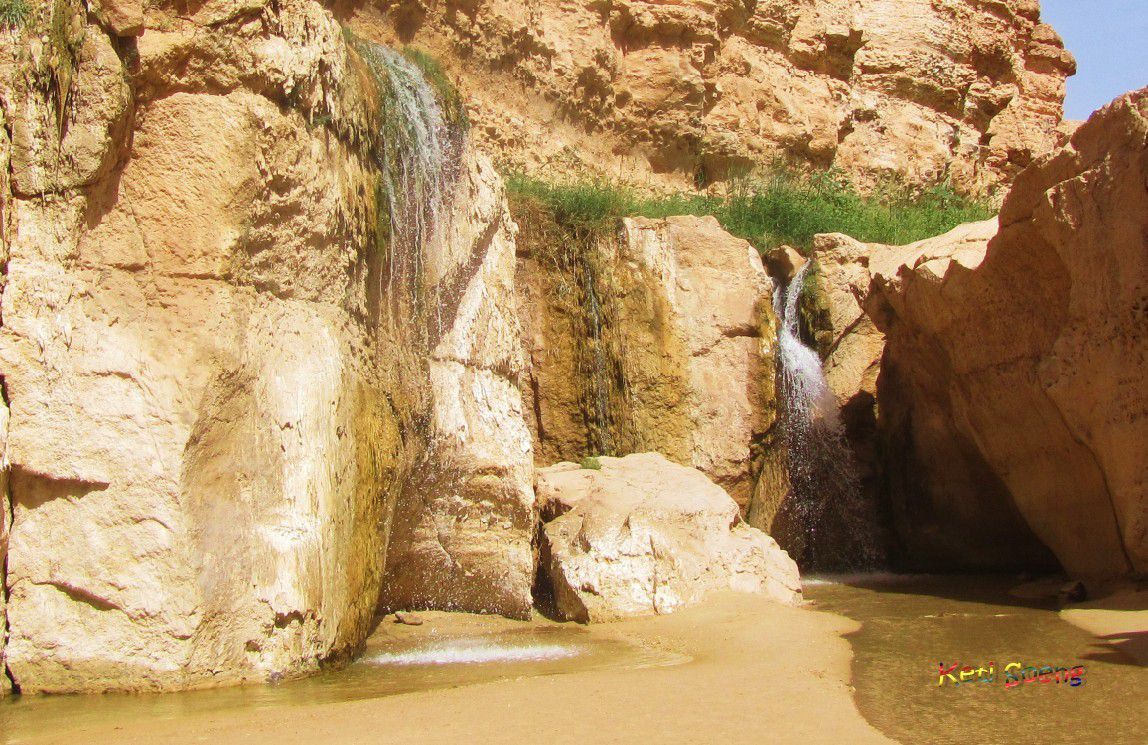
(356, 44, 462, 340)
(775, 263, 880, 569)
(584, 270, 615, 456)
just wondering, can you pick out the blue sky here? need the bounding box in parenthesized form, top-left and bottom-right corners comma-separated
(1041, 1, 1148, 120)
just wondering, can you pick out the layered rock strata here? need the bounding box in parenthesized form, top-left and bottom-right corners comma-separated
(538, 453, 801, 622)
(351, 0, 1074, 194)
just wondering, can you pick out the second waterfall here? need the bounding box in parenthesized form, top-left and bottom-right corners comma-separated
(770, 263, 882, 569)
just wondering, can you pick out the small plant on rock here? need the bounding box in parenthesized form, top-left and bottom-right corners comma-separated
(580, 456, 603, 471)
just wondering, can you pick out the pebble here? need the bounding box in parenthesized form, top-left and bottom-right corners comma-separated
(394, 611, 425, 626)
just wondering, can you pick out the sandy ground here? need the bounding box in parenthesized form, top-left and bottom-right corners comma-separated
(1061, 589, 1148, 665)
(17, 594, 891, 745)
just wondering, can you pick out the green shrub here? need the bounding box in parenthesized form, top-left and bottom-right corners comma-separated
(504, 170, 993, 255)
(0, 0, 30, 28)
(579, 456, 603, 470)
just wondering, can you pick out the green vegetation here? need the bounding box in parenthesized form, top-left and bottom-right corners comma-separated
(505, 170, 993, 254)
(579, 456, 603, 471)
(40, 0, 85, 135)
(402, 47, 468, 129)
(0, 0, 29, 28)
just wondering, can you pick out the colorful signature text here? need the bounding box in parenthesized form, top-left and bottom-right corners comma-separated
(937, 662, 1086, 688)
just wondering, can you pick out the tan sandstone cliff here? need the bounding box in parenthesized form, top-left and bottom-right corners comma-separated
(516, 213, 777, 508)
(0, 0, 534, 693)
(863, 89, 1148, 580)
(803, 224, 1055, 570)
(347, 0, 1074, 194)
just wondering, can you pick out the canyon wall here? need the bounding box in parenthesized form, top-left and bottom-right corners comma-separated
(812, 225, 1055, 570)
(864, 89, 1148, 579)
(0, 0, 534, 693)
(380, 156, 537, 619)
(516, 213, 776, 507)
(350, 0, 1074, 194)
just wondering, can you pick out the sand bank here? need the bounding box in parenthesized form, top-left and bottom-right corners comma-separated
(14, 594, 889, 745)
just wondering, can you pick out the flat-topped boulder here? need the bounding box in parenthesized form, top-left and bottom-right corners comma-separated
(538, 453, 801, 622)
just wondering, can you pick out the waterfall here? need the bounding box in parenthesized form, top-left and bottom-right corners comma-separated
(584, 269, 615, 456)
(775, 263, 879, 569)
(356, 44, 462, 334)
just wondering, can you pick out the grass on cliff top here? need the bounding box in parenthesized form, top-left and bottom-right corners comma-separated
(0, 0, 30, 28)
(505, 171, 993, 254)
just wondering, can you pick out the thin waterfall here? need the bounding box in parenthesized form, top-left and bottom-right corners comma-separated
(775, 263, 879, 569)
(584, 268, 615, 456)
(358, 41, 469, 610)
(356, 44, 462, 339)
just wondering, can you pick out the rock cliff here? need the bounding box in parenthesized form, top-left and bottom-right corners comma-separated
(0, 0, 1128, 699)
(864, 89, 1148, 579)
(516, 213, 776, 507)
(0, 0, 534, 692)
(348, 0, 1074, 194)
(813, 224, 1056, 570)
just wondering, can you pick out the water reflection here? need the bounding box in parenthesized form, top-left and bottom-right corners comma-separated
(807, 575, 1148, 744)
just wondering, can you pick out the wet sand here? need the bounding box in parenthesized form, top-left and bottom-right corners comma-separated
(1060, 589, 1148, 665)
(6, 594, 890, 745)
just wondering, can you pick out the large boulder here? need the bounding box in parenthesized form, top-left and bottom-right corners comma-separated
(538, 453, 801, 623)
(865, 88, 1148, 580)
(517, 214, 777, 508)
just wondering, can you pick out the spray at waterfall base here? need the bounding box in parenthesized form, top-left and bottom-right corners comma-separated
(769, 262, 883, 570)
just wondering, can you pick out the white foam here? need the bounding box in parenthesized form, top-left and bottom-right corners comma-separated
(365, 642, 583, 666)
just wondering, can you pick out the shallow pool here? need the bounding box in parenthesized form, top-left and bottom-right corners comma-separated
(0, 625, 677, 744)
(806, 575, 1148, 744)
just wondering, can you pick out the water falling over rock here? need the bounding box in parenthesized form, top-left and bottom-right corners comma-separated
(355, 44, 464, 338)
(773, 263, 881, 569)
(352, 41, 538, 619)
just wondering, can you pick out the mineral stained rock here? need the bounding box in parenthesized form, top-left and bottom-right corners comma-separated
(518, 215, 777, 508)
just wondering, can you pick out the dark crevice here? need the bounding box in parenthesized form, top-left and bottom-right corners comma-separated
(8, 469, 110, 510)
(37, 580, 122, 614)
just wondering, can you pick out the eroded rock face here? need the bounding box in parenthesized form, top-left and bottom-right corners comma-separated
(350, 0, 1073, 194)
(1, 394, 8, 696)
(380, 157, 537, 619)
(807, 224, 1053, 570)
(0, 1, 534, 693)
(1, 98, 9, 695)
(866, 89, 1148, 579)
(517, 214, 776, 507)
(1, 6, 384, 691)
(538, 453, 801, 622)
(748, 233, 888, 564)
